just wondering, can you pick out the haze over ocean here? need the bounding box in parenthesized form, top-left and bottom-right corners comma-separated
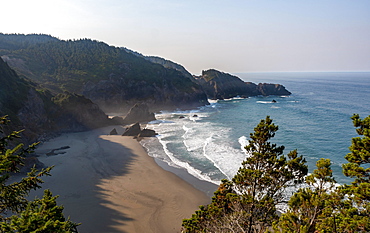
(142, 72, 370, 185)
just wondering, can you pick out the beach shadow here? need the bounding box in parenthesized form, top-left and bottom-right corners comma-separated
(87, 136, 137, 233)
(30, 126, 213, 233)
(30, 127, 139, 233)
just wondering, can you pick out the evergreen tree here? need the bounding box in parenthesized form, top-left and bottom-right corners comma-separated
(182, 116, 308, 233)
(0, 115, 78, 232)
(339, 114, 370, 232)
(274, 114, 370, 233)
(273, 158, 339, 233)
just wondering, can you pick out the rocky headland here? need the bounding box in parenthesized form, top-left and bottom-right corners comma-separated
(0, 33, 292, 143)
(195, 69, 291, 100)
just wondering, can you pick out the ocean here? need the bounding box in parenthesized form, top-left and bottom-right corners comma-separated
(141, 72, 370, 186)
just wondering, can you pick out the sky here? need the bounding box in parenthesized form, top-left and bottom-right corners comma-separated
(2, 0, 370, 74)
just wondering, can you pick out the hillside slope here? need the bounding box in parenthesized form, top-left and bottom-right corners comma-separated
(0, 35, 208, 112)
(0, 57, 111, 142)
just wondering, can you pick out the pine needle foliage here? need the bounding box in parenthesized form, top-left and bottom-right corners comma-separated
(183, 114, 370, 233)
(182, 116, 308, 233)
(0, 115, 78, 232)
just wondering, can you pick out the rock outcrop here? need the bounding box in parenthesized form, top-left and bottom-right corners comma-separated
(122, 123, 141, 136)
(122, 122, 157, 137)
(0, 57, 115, 142)
(52, 92, 112, 131)
(195, 69, 291, 100)
(257, 83, 291, 96)
(138, 129, 158, 137)
(109, 128, 118, 135)
(122, 103, 156, 125)
(195, 70, 259, 99)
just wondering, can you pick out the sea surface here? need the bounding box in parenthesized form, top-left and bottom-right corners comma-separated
(141, 72, 370, 186)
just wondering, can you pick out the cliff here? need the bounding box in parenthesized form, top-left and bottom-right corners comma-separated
(0, 35, 208, 112)
(195, 69, 291, 100)
(0, 57, 112, 142)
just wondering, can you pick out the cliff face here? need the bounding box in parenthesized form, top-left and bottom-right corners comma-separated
(195, 69, 291, 100)
(0, 57, 112, 142)
(195, 70, 260, 99)
(257, 83, 292, 96)
(52, 92, 112, 131)
(82, 70, 208, 113)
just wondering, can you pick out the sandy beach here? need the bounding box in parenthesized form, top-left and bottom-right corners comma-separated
(32, 126, 214, 233)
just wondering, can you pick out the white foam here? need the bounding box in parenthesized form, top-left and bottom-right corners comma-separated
(148, 120, 174, 124)
(208, 99, 218, 104)
(238, 136, 249, 154)
(257, 101, 275, 104)
(156, 135, 219, 185)
(201, 134, 231, 180)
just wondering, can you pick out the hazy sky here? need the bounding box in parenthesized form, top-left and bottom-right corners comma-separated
(2, 0, 370, 74)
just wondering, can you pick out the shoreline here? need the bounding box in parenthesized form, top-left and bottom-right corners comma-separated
(153, 158, 218, 197)
(31, 126, 216, 233)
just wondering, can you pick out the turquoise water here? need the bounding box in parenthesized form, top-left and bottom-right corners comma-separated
(142, 72, 370, 185)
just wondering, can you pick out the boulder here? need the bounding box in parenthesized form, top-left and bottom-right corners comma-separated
(109, 128, 118, 135)
(138, 129, 158, 137)
(122, 123, 141, 136)
(122, 103, 156, 124)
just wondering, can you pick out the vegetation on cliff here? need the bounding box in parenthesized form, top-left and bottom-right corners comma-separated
(0, 57, 112, 142)
(183, 114, 370, 233)
(195, 69, 291, 100)
(0, 34, 208, 111)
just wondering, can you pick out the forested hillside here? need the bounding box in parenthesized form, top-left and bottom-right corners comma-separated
(0, 57, 112, 142)
(195, 69, 291, 100)
(0, 35, 208, 112)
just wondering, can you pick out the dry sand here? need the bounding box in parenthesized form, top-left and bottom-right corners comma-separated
(32, 126, 213, 233)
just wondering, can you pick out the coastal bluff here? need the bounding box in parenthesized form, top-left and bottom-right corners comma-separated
(0, 34, 292, 143)
(195, 69, 291, 100)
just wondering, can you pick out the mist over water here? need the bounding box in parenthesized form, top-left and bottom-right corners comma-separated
(141, 72, 370, 185)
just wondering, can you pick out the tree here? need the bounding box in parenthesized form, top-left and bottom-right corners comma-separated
(274, 114, 370, 233)
(0, 115, 78, 232)
(339, 114, 370, 232)
(182, 116, 308, 233)
(273, 158, 339, 233)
